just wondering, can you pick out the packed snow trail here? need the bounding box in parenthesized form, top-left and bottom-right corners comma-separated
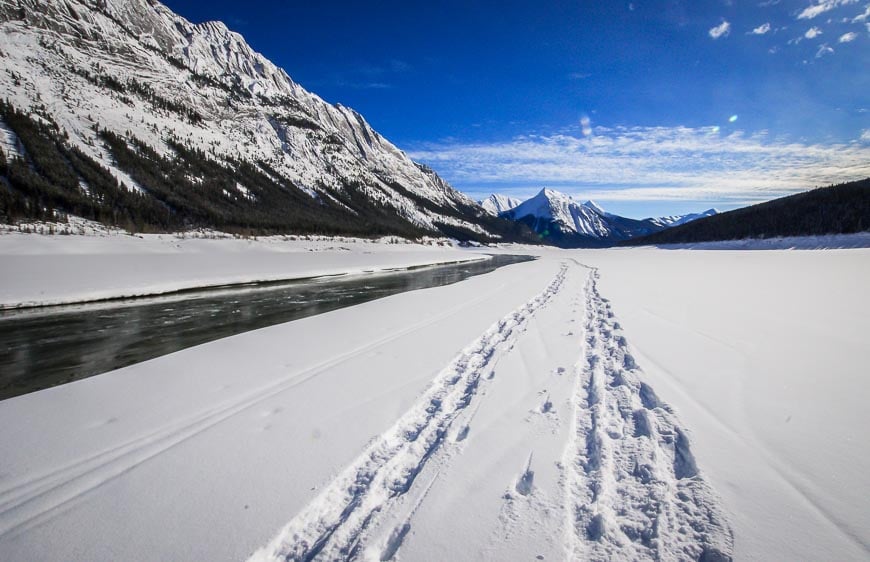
(562, 268, 733, 560)
(249, 265, 568, 561)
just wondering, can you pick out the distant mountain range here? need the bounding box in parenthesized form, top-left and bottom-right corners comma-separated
(4, 0, 852, 248)
(621, 178, 870, 246)
(0, 0, 537, 242)
(480, 188, 717, 247)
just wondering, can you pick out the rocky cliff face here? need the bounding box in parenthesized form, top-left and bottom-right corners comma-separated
(0, 0, 522, 239)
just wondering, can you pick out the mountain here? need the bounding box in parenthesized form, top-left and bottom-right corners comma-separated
(479, 194, 522, 216)
(498, 188, 712, 247)
(621, 178, 870, 246)
(648, 208, 719, 228)
(0, 0, 536, 242)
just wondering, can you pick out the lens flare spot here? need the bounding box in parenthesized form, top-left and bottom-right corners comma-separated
(728, 114, 738, 123)
(711, 126, 720, 134)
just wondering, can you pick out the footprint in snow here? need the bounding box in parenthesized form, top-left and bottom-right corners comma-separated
(515, 453, 535, 496)
(261, 406, 283, 418)
(540, 394, 554, 414)
(454, 424, 470, 442)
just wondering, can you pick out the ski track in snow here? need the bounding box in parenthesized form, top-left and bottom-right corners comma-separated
(250, 261, 734, 561)
(248, 264, 569, 562)
(0, 290, 497, 541)
(561, 268, 734, 561)
(1, 259, 736, 560)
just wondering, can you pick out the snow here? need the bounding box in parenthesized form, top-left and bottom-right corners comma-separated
(0, 0, 496, 237)
(479, 194, 522, 215)
(0, 232, 484, 309)
(495, 188, 719, 240)
(581, 199, 608, 216)
(575, 246, 870, 560)
(0, 118, 24, 159)
(0, 241, 867, 561)
(644, 231, 870, 250)
(0, 256, 567, 562)
(509, 188, 612, 237)
(648, 209, 719, 228)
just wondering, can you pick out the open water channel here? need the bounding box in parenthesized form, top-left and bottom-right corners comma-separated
(0, 254, 533, 400)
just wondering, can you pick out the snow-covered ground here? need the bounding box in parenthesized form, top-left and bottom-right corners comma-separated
(0, 237, 867, 561)
(577, 246, 870, 561)
(648, 231, 870, 250)
(0, 229, 482, 309)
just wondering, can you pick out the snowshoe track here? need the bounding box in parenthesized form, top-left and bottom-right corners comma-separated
(562, 268, 734, 561)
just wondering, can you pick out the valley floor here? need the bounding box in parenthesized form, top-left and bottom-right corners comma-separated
(0, 238, 868, 561)
(0, 229, 481, 309)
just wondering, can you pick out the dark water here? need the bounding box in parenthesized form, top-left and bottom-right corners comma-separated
(0, 254, 533, 401)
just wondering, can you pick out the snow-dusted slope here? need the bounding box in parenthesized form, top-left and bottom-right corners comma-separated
(508, 189, 613, 237)
(0, 0, 500, 237)
(649, 208, 719, 228)
(479, 193, 522, 215)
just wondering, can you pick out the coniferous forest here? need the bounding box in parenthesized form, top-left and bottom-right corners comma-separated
(0, 101, 539, 243)
(621, 178, 870, 246)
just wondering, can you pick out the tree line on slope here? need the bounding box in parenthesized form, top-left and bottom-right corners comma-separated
(0, 101, 537, 242)
(620, 178, 870, 246)
(0, 100, 176, 230)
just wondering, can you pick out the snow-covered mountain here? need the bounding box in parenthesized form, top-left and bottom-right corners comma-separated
(0, 0, 530, 241)
(479, 194, 522, 216)
(500, 188, 715, 247)
(507, 189, 613, 238)
(649, 208, 719, 228)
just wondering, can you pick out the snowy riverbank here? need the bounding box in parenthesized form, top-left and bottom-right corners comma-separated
(0, 240, 868, 561)
(0, 231, 487, 309)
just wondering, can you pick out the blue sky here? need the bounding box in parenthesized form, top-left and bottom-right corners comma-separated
(164, 0, 869, 218)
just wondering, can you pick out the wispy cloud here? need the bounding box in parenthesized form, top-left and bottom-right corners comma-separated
(355, 59, 412, 77)
(797, 0, 858, 20)
(409, 126, 870, 203)
(853, 4, 870, 21)
(816, 42, 835, 56)
(749, 22, 772, 34)
(839, 31, 859, 41)
(350, 82, 392, 89)
(327, 59, 411, 90)
(708, 20, 731, 39)
(805, 26, 824, 37)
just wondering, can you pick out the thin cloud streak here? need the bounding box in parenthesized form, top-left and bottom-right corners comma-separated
(709, 21, 731, 39)
(797, 0, 858, 20)
(409, 126, 870, 203)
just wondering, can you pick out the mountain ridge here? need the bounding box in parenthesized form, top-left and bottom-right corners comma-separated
(493, 187, 717, 247)
(479, 194, 522, 216)
(620, 178, 870, 246)
(0, 0, 537, 242)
